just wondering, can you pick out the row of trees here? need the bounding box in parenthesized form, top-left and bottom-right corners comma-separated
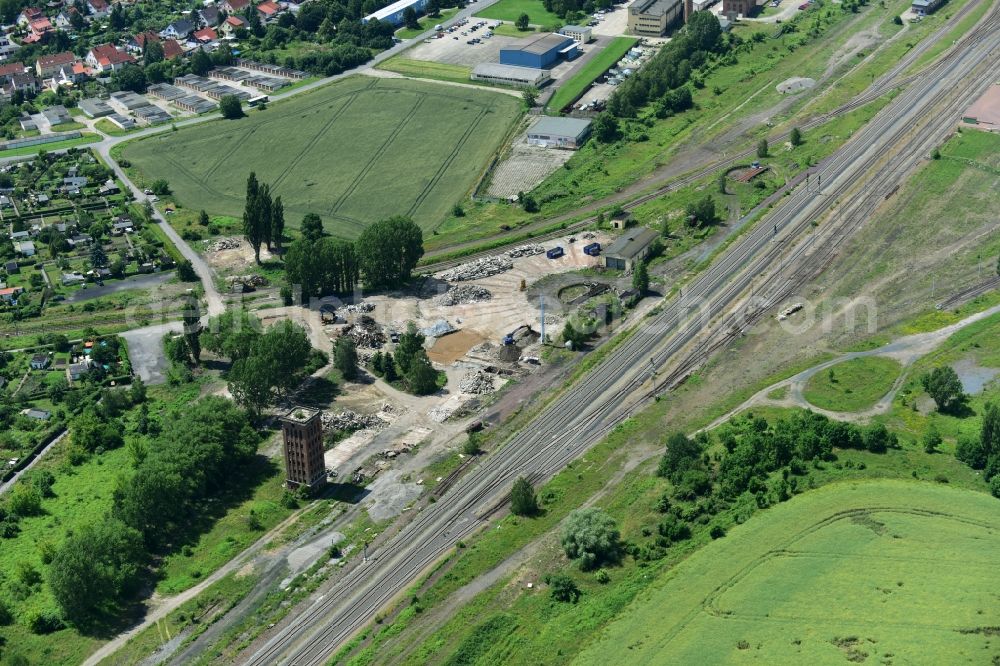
(954, 402, 1000, 497)
(282, 214, 425, 297)
(367, 323, 439, 395)
(243, 172, 286, 263)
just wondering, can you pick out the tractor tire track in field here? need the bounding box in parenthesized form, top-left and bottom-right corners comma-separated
(328, 93, 427, 217)
(204, 126, 259, 181)
(407, 107, 489, 218)
(699, 506, 997, 620)
(271, 90, 368, 192)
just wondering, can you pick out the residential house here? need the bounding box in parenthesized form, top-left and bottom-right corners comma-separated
(54, 6, 81, 29)
(17, 8, 45, 27)
(15, 240, 35, 256)
(68, 233, 92, 246)
(23, 408, 51, 420)
(161, 39, 184, 59)
(0, 62, 27, 82)
(0, 286, 24, 303)
(42, 104, 71, 125)
(61, 271, 85, 284)
(54, 61, 89, 87)
(199, 5, 222, 25)
(36, 50, 75, 78)
(9, 230, 29, 241)
(68, 361, 90, 381)
(193, 26, 218, 43)
(160, 19, 194, 40)
(99, 179, 120, 194)
(111, 219, 133, 234)
(126, 30, 159, 54)
(30, 353, 50, 369)
(0, 33, 20, 62)
(4, 261, 19, 273)
(24, 17, 54, 43)
(221, 15, 247, 37)
(256, 0, 280, 20)
(222, 0, 250, 13)
(86, 43, 136, 73)
(5, 73, 38, 96)
(86, 0, 110, 18)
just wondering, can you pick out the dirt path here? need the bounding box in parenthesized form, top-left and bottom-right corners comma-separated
(703, 301, 1000, 428)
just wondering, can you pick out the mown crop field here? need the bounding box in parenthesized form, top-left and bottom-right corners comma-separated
(577, 480, 1000, 665)
(803, 356, 902, 412)
(121, 77, 520, 238)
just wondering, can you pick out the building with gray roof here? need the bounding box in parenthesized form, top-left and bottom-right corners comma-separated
(471, 63, 552, 88)
(603, 227, 660, 271)
(526, 116, 592, 149)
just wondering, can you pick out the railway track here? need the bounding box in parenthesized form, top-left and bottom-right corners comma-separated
(242, 6, 1000, 664)
(418, 0, 990, 274)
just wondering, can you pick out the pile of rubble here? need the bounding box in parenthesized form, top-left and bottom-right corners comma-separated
(322, 409, 388, 433)
(434, 285, 492, 306)
(343, 315, 386, 348)
(204, 237, 241, 252)
(507, 244, 545, 258)
(439, 255, 513, 281)
(459, 370, 496, 394)
(226, 274, 269, 289)
(343, 302, 375, 314)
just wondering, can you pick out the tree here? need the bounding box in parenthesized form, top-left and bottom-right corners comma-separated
(48, 518, 145, 626)
(592, 112, 619, 143)
(176, 259, 197, 281)
(190, 48, 213, 76)
(544, 573, 580, 602)
(8, 482, 42, 516)
(632, 260, 649, 294)
(522, 86, 538, 108)
(789, 126, 803, 146)
(114, 64, 147, 93)
(923, 424, 942, 453)
(356, 216, 424, 289)
(228, 321, 312, 414)
(685, 195, 717, 227)
(562, 321, 586, 349)
(198, 210, 210, 226)
(717, 170, 727, 194)
(403, 5, 420, 29)
(510, 476, 538, 516)
(89, 242, 108, 268)
(271, 196, 285, 250)
(406, 350, 439, 395)
(519, 192, 539, 213)
(921, 366, 965, 413)
(144, 40, 165, 65)
(334, 336, 359, 380)
(200, 309, 261, 361)
(515, 12, 530, 30)
(981, 403, 1000, 459)
(657, 432, 702, 482)
(151, 179, 171, 195)
(756, 138, 768, 158)
(382, 351, 398, 382)
(219, 94, 244, 119)
(72, 408, 124, 453)
(301, 213, 323, 241)
(242, 172, 267, 263)
(560, 508, 621, 570)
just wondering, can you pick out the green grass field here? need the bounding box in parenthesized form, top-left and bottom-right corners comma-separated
(477, 0, 563, 27)
(803, 356, 902, 411)
(120, 77, 520, 238)
(376, 57, 474, 85)
(546, 37, 638, 114)
(577, 480, 1000, 665)
(395, 7, 461, 38)
(0, 133, 100, 157)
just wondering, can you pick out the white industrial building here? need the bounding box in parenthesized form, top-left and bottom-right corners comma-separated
(363, 0, 429, 25)
(471, 63, 552, 88)
(526, 116, 592, 149)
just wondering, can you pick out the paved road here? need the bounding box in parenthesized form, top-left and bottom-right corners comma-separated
(243, 7, 1000, 663)
(0, 430, 67, 496)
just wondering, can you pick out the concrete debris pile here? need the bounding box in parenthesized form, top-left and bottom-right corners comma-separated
(506, 244, 545, 258)
(422, 319, 455, 338)
(204, 237, 241, 252)
(343, 302, 375, 314)
(459, 371, 496, 394)
(322, 409, 387, 433)
(439, 255, 513, 281)
(582, 232, 596, 239)
(343, 315, 386, 348)
(434, 285, 492, 306)
(226, 274, 269, 289)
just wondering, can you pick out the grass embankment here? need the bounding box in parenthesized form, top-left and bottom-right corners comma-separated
(119, 77, 520, 239)
(0, 133, 101, 157)
(803, 356, 902, 411)
(546, 37, 638, 114)
(477, 0, 563, 27)
(579, 480, 1000, 664)
(94, 118, 137, 137)
(376, 57, 473, 85)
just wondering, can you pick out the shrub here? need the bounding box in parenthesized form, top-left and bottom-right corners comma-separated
(510, 477, 538, 517)
(561, 508, 621, 571)
(26, 609, 64, 634)
(544, 573, 580, 603)
(710, 525, 726, 539)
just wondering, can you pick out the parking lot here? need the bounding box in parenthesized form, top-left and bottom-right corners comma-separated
(407, 23, 524, 66)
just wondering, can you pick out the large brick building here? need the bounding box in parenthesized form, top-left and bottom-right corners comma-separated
(722, 0, 757, 18)
(281, 407, 327, 491)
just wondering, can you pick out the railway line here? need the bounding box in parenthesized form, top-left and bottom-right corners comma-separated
(418, 0, 990, 273)
(243, 5, 1000, 664)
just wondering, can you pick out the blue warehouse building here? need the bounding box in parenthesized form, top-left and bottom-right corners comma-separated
(363, 0, 429, 26)
(499, 33, 578, 69)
